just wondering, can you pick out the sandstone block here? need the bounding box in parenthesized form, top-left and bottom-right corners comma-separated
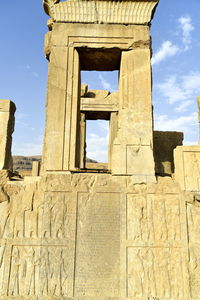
(153, 131, 183, 176)
(174, 145, 200, 191)
(32, 161, 40, 177)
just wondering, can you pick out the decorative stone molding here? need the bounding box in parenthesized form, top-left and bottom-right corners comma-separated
(43, 0, 60, 16)
(174, 145, 200, 191)
(43, 0, 159, 25)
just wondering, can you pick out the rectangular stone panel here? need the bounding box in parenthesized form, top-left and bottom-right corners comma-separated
(187, 203, 200, 298)
(127, 247, 185, 299)
(40, 192, 76, 239)
(127, 194, 182, 242)
(126, 145, 155, 177)
(7, 245, 74, 298)
(9, 192, 76, 240)
(74, 192, 120, 297)
(189, 246, 200, 299)
(184, 151, 200, 191)
(187, 202, 200, 244)
(174, 146, 200, 191)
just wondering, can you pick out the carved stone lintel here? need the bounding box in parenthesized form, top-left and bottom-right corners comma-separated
(43, 0, 60, 16)
(43, 0, 159, 25)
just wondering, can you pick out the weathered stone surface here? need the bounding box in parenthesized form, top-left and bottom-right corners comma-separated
(0, 170, 11, 185)
(153, 131, 183, 176)
(110, 49, 155, 180)
(2, 0, 200, 298)
(0, 174, 198, 299)
(0, 100, 16, 171)
(81, 91, 118, 113)
(31, 161, 40, 177)
(80, 83, 88, 97)
(43, 0, 159, 25)
(79, 47, 122, 71)
(174, 145, 200, 191)
(42, 23, 155, 182)
(84, 89, 110, 99)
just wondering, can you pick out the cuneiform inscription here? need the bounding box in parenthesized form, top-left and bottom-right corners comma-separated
(127, 247, 184, 299)
(75, 192, 120, 297)
(8, 246, 72, 297)
(127, 194, 181, 242)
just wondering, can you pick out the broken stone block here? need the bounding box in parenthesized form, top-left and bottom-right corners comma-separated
(0, 100, 16, 171)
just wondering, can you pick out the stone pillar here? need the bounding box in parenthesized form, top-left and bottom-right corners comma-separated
(0, 100, 16, 170)
(32, 161, 40, 177)
(79, 113, 86, 169)
(65, 49, 81, 171)
(42, 45, 69, 171)
(109, 112, 118, 171)
(43, 45, 80, 171)
(111, 49, 155, 182)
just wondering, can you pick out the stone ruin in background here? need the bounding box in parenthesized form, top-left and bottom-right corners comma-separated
(0, 0, 200, 299)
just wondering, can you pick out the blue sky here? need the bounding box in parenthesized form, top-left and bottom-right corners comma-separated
(1, 1, 200, 162)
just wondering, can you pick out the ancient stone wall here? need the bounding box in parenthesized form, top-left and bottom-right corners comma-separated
(0, 174, 199, 299)
(153, 131, 183, 176)
(1, 1, 200, 299)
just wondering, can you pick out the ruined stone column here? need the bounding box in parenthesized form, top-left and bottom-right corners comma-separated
(111, 48, 155, 182)
(0, 100, 16, 170)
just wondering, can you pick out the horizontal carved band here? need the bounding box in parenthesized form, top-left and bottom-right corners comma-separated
(80, 98, 118, 112)
(44, 0, 159, 25)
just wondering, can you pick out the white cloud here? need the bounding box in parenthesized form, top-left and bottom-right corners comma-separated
(175, 100, 193, 113)
(154, 112, 199, 145)
(12, 141, 43, 156)
(152, 41, 180, 65)
(98, 74, 111, 90)
(184, 140, 198, 146)
(178, 16, 194, 50)
(15, 112, 30, 120)
(25, 64, 39, 78)
(156, 72, 200, 111)
(157, 76, 187, 104)
(154, 112, 198, 133)
(87, 133, 109, 162)
(182, 72, 200, 91)
(152, 15, 194, 65)
(86, 121, 109, 162)
(33, 72, 39, 78)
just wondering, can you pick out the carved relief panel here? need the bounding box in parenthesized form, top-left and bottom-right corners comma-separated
(187, 202, 200, 299)
(124, 192, 188, 299)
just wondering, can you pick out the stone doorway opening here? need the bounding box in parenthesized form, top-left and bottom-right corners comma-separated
(85, 119, 109, 170)
(78, 48, 121, 172)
